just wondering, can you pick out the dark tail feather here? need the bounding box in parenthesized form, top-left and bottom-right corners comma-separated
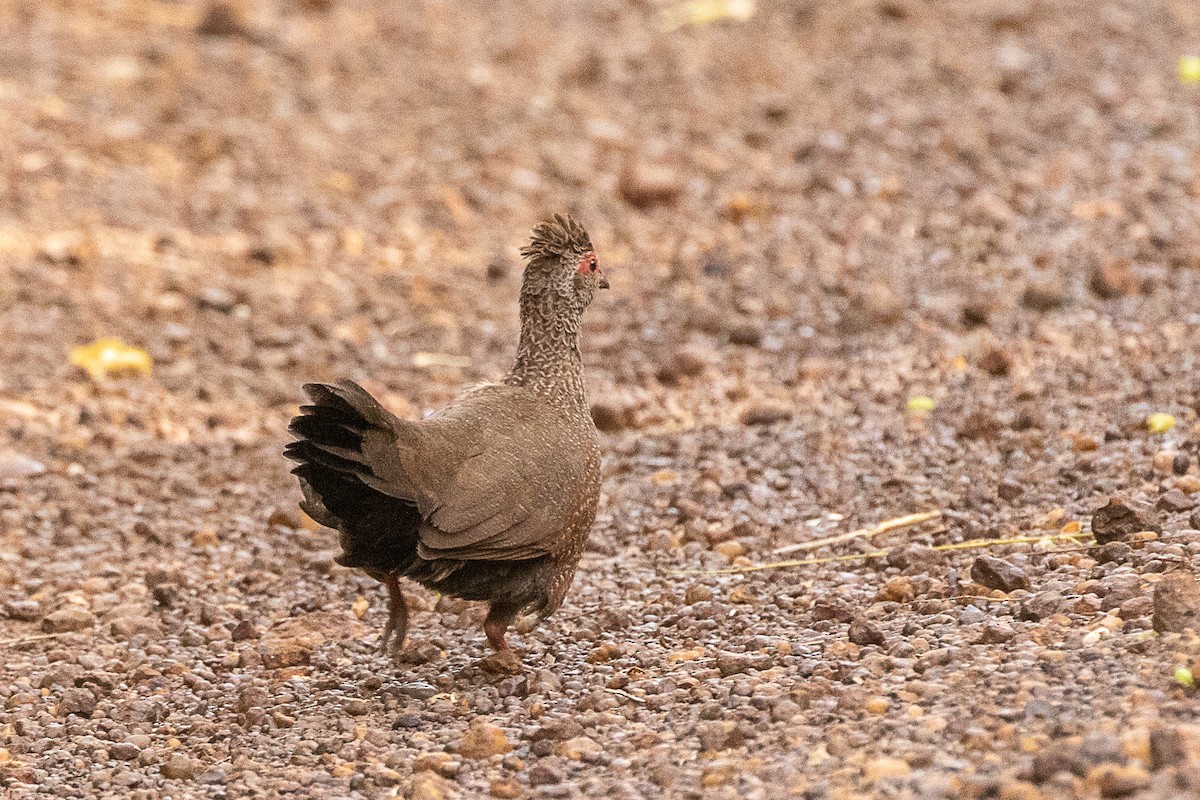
(285, 382, 420, 575)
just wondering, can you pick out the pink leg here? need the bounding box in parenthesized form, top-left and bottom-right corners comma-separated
(478, 603, 523, 674)
(379, 573, 408, 655)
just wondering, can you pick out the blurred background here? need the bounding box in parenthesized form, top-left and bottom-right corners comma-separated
(3, 2, 1200, 797)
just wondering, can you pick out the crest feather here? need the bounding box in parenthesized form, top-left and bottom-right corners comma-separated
(521, 215, 593, 263)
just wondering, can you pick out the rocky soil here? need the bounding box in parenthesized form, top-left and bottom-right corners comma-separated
(3, 0, 1200, 798)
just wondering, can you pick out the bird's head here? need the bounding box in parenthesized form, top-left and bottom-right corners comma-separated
(519, 215, 607, 313)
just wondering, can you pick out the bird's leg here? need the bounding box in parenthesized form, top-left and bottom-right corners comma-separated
(379, 573, 408, 656)
(479, 602, 523, 674)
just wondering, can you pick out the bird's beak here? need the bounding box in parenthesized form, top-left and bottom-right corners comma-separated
(597, 270, 610, 290)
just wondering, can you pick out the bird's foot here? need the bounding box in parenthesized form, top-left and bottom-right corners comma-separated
(477, 648, 523, 675)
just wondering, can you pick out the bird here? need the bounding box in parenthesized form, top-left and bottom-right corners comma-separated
(283, 215, 607, 669)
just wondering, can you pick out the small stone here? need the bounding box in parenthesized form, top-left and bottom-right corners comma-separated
(877, 577, 916, 603)
(42, 607, 95, 633)
(457, 719, 513, 759)
(587, 643, 622, 663)
(864, 756, 911, 783)
(590, 402, 630, 432)
(0, 452, 46, 480)
(528, 763, 565, 786)
(1018, 591, 1064, 621)
(555, 736, 603, 760)
(390, 681, 436, 701)
(412, 752, 460, 778)
(490, 779, 522, 798)
(847, 618, 885, 647)
(1158, 489, 1195, 513)
(343, 698, 369, 716)
(1177, 475, 1200, 494)
(1021, 280, 1067, 311)
(1148, 727, 1187, 770)
(4, 600, 42, 622)
(971, 555, 1031, 592)
(1088, 763, 1149, 797)
(865, 697, 890, 714)
(978, 346, 1013, 377)
(1153, 450, 1181, 475)
(618, 162, 683, 209)
(727, 320, 764, 346)
(713, 540, 746, 559)
(411, 772, 454, 800)
(160, 754, 199, 780)
(656, 349, 706, 385)
(770, 699, 802, 722)
(915, 648, 954, 673)
(998, 780, 1045, 800)
(231, 620, 257, 641)
(685, 584, 713, 604)
(1152, 572, 1200, 633)
(109, 616, 159, 638)
(1088, 259, 1140, 299)
(740, 404, 793, 426)
(195, 286, 238, 312)
(57, 688, 97, 717)
(110, 742, 140, 761)
(998, 480, 1024, 500)
(978, 623, 1016, 644)
(1091, 499, 1159, 544)
(531, 720, 584, 742)
(696, 721, 744, 750)
(258, 637, 312, 668)
(958, 409, 1001, 440)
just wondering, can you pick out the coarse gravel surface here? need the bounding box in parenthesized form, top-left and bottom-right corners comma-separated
(3, 1, 1200, 798)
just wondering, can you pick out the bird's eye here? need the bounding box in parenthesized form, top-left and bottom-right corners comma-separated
(589, 258, 597, 272)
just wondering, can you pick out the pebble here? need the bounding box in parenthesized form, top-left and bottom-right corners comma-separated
(57, 688, 97, 717)
(1152, 571, 1200, 633)
(4, 599, 42, 621)
(42, 607, 95, 633)
(1021, 281, 1067, 311)
(110, 742, 140, 761)
(878, 577, 916, 603)
(1019, 591, 1065, 621)
(617, 162, 683, 209)
(971, 555, 1031, 592)
(160, 753, 199, 780)
(847, 618, 885, 646)
(410, 772, 455, 800)
(740, 404, 793, 426)
(1091, 499, 1159, 544)
(1158, 489, 1196, 513)
(864, 756, 911, 783)
(527, 763, 565, 785)
(0, 452, 46, 480)
(457, 719, 513, 759)
(1088, 763, 1149, 797)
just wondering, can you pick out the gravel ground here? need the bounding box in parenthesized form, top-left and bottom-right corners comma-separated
(3, 1, 1200, 798)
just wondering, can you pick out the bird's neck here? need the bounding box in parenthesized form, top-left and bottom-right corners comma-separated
(506, 293, 586, 405)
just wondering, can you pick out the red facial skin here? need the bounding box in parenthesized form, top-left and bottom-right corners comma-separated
(577, 252, 599, 275)
(577, 252, 609, 289)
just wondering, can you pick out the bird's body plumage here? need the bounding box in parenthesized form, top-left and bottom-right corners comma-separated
(284, 216, 605, 661)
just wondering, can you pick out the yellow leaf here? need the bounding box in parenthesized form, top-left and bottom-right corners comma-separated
(662, 0, 755, 30)
(352, 596, 369, 619)
(1180, 56, 1200, 85)
(69, 339, 152, 381)
(1147, 413, 1176, 434)
(906, 395, 936, 413)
